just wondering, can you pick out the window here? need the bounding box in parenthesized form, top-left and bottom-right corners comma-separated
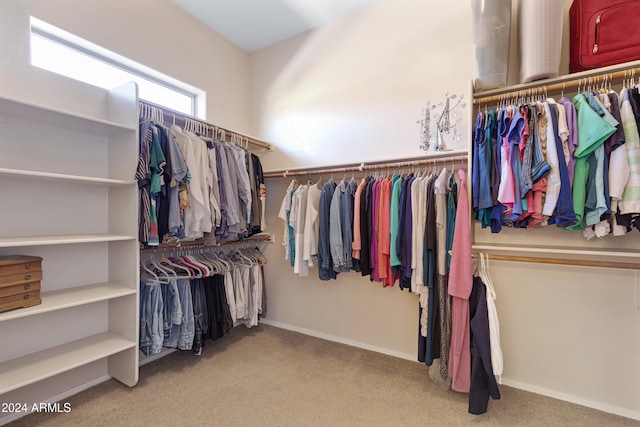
(30, 17, 204, 117)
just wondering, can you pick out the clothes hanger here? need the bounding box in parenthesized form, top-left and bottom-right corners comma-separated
(145, 258, 172, 283)
(194, 252, 219, 274)
(231, 249, 253, 266)
(161, 256, 196, 278)
(239, 247, 258, 264)
(140, 262, 162, 284)
(247, 247, 267, 265)
(181, 254, 208, 277)
(204, 251, 229, 272)
(214, 251, 233, 270)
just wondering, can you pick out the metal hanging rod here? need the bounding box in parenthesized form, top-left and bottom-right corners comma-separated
(473, 61, 640, 106)
(138, 99, 273, 151)
(140, 235, 272, 254)
(263, 151, 468, 179)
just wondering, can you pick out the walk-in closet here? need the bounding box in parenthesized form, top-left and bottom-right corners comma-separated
(0, 0, 639, 425)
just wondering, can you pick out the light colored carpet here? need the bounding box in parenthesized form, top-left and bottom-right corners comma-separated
(7, 324, 639, 426)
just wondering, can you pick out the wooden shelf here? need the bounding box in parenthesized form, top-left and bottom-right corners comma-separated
(472, 244, 640, 270)
(0, 282, 136, 322)
(0, 95, 136, 136)
(0, 332, 136, 395)
(0, 168, 135, 186)
(473, 59, 640, 102)
(0, 234, 136, 248)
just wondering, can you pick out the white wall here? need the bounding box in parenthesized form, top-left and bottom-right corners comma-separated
(29, 0, 252, 133)
(252, 0, 473, 171)
(252, 0, 640, 420)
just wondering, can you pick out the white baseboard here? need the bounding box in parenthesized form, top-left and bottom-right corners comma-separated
(260, 319, 416, 362)
(261, 319, 640, 422)
(0, 375, 110, 426)
(500, 378, 640, 422)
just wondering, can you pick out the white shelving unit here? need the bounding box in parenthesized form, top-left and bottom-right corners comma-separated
(0, 82, 140, 407)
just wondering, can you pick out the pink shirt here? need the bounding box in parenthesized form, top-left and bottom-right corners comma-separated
(352, 178, 366, 259)
(448, 169, 472, 393)
(370, 178, 381, 283)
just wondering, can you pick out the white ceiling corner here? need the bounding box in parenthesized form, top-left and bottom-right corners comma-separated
(173, 0, 384, 52)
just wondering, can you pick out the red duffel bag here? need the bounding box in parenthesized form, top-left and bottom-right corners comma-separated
(570, 0, 640, 72)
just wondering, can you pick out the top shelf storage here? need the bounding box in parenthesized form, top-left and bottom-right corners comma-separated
(0, 95, 136, 137)
(473, 59, 640, 104)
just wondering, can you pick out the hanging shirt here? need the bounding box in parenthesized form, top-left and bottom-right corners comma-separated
(411, 175, 426, 293)
(330, 180, 350, 272)
(278, 180, 297, 261)
(137, 121, 153, 244)
(396, 175, 412, 289)
(370, 178, 382, 282)
(185, 131, 213, 236)
(293, 185, 309, 276)
(448, 169, 472, 393)
(229, 144, 253, 233)
(303, 182, 322, 268)
(378, 178, 394, 286)
(528, 105, 547, 228)
(167, 129, 190, 235)
(401, 176, 416, 289)
(352, 178, 366, 262)
(619, 88, 640, 214)
(445, 173, 458, 270)
(569, 94, 617, 229)
(212, 140, 238, 242)
(204, 140, 221, 230)
(423, 174, 439, 364)
(559, 97, 579, 186)
(506, 106, 525, 220)
(497, 107, 516, 215)
(318, 179, 337, 280)
(546, 102, 576, 227)
(389, 175, 403, 272)
(172, 126, 205, 240)
(359, 177, 372, 277)
(607, 92, 629, 201)
(541, 101, 561, 218)
(475, 110, 493, 228)
(343, 178, 356, 272)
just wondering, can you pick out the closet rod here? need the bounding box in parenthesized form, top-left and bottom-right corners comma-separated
(263, 152, 468, 179)
(472, 253, 640, 270)
(473, 62, 640, 106)
(139, 99, 273, 151)
(140, 235, 272, 254)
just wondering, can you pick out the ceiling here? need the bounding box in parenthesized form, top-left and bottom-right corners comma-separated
(173, 0, 384, 52)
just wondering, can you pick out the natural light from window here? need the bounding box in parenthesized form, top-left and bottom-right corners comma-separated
(30, 18, 202, 117)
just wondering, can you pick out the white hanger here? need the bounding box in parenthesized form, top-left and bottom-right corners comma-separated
(145, 259, 170, 284)
(159, 256, 194, 278)
(148, 257, 176, 281)
(141, 262, 162, 284)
